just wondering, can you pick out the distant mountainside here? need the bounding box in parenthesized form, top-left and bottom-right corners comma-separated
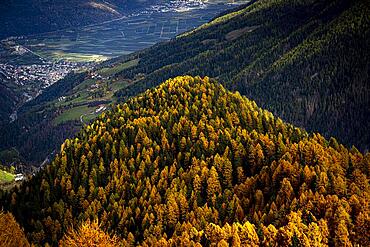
(2, 76, 369, 246)
(0, 0, 158, 39)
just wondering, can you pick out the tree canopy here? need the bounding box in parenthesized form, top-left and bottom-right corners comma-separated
(1, 76, 369, 246)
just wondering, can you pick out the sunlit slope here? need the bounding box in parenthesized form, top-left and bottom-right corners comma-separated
(2, 76, 369, 246)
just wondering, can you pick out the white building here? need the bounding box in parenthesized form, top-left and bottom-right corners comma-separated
(15, 173, 25, 182)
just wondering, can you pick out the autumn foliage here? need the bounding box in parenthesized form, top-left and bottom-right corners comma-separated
(1, 76, 369, 246)
(59, 219, 121, 247)
(0, 211, 29, 247)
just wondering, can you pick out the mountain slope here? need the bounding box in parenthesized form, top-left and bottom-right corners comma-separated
(0, 72, 89, 164)
(2, 76, 369, 246)
(109, 0, 370, 151)
(0, 0, 158, 39)
(0, 82, 19, 126)
(0, 1, 251, 166)
(0, 211, 29, 246)
(2, 0, 368, 167)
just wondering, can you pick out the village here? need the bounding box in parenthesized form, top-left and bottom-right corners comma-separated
(0, 60, 92, 90)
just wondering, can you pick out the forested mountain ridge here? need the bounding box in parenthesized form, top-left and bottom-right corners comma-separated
(1, 76, 369, 246)
(109, 0, 370, 151)
(1, 0, 368, 167)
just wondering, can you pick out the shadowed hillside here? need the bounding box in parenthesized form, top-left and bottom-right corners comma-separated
(0, 0, 159, 39)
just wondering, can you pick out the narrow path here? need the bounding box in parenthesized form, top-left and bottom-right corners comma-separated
(15, 43, 46, 61)
(80, 114, 86, 124)
(80, 111, 95, 124)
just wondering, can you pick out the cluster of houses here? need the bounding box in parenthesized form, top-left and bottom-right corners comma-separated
(14, 173, 25, 182)
(95, 105, 107, 113)
(0, 61, 87, 89)
(89, 72, 110, 81)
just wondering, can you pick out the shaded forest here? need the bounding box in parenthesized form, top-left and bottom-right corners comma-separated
(0, 0, 158, 39)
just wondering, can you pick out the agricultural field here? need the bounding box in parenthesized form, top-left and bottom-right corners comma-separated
(53, 105, 95, 125)
(8, 1, 246, 62)
(52, 75, 131, 125)
(98, 59, 139, 76)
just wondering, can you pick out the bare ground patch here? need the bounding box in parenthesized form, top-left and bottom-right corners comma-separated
(225, 25, 259, 41)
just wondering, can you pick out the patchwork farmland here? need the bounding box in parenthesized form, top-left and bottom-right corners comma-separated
(11, 2, 240, 62)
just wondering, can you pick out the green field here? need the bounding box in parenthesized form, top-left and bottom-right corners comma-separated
(98, 59, 139, 76)
(0, 170, 15, 184)
(52, 76, 130, 126)
(55, 76, 129, 104)
(53, 105, 94, 125)
(49, 51, 109, 62)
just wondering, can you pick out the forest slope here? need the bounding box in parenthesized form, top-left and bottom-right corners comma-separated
(111, 0, 370, 151)
(1, 0, 368, 167)
(1, 76, 369, 246)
